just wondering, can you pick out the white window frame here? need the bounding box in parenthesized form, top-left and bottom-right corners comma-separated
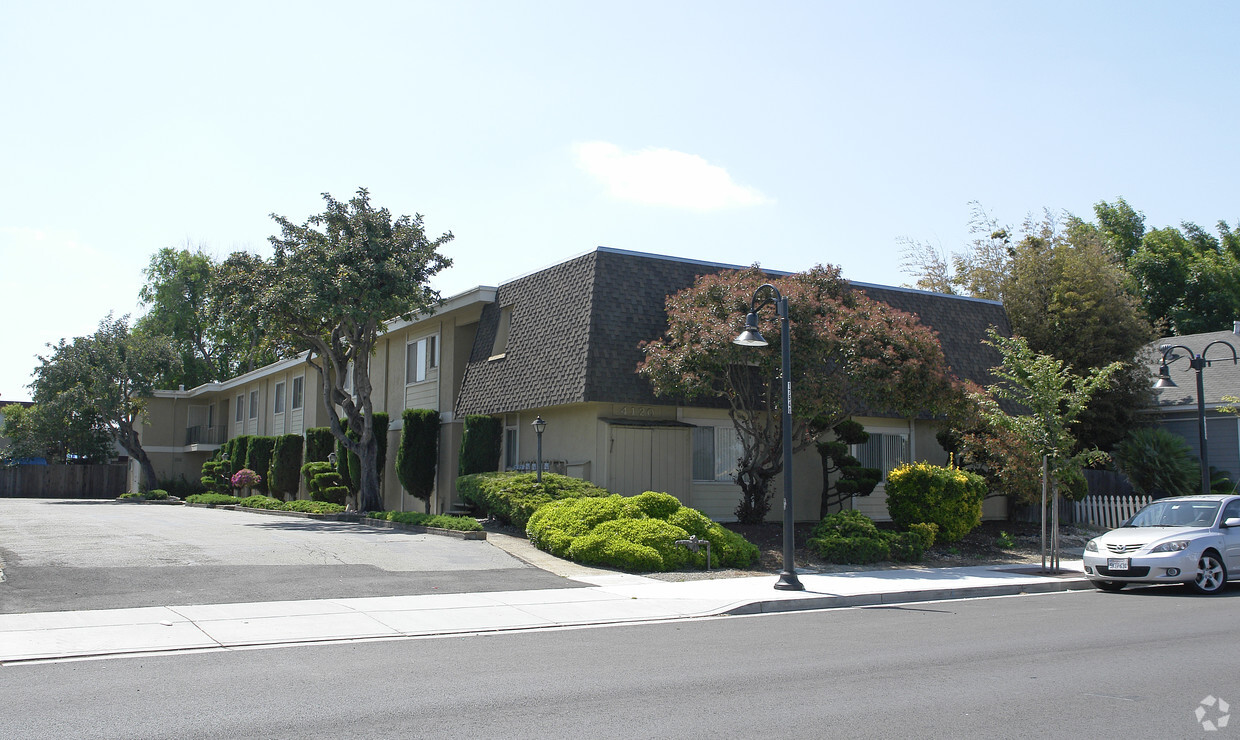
(248, 389, 259, 420)
(274, 381, 286, 414)
(405, 334, 440, 385)
(291, 376, 304, 411)
(235, 394, 244, 423)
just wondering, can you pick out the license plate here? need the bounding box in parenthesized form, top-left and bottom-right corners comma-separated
(1107, 558, 1130, 571)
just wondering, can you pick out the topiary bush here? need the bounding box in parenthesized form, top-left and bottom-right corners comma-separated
(200, 455, 232, 495)
(459, 415, 503, 476)
(397, 408, 440, 511)
(302, 460, 349, 505)
(245, 436, 277, 494)
(227, 435, 253, 478)
(526, 491, 760, 572)
(268, 434, 304, 500)
(885, 461, 986, 543)
(807, 510, 938, 564)
(457, 472, 610, 529)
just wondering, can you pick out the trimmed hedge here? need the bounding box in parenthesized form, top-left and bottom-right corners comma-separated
(186, 493, 346, 514)
(245, 436, 276, 494)
(186, 493, 241, 506)
(118, 489, 170, 501)
(885, 462, 986, 543)
(268, 434, 304, 500)
(526, 491, 760, 572)
(806, 510, 938, 564)
(227, 435, 253, 478)
(459, 415, 502, 476)
(366, 510, 483, 532)
(236, 495, 284, 509)
(282, 500, 347, 514)
(302, 460, 349, 505)
(457, 472, 609, 529)
(305, 427, 335, 463)
(397, 408, 440, 509)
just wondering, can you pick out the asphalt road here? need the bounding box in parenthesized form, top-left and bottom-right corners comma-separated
(2, 586, 1237, 738)
(0, 499, 580, 612)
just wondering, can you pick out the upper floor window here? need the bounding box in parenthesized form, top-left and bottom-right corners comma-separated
(292, 376, 304, 410)
(235, 394, 244, 422)
(490, 305, 513, 360)
(248, 389, 259, 419)
(405, 334, 439, 384)
(274, 381, 286, 414)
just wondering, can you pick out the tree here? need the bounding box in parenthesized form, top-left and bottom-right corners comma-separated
(31, 315, 179, 490)
(639, 265, 959, 524)
(971, 330, 1122, 501)
(815, 419, 880, 519)
(237, 189, 453, 513)
(898, 201, 1011, 300)
(397, 408, 441, 512)
(136, 246, 276, 388)
(1, 402, 114, 464)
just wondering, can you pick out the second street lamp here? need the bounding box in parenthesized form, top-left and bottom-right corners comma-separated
(733, 283, 804, 591)
(532, 416, 547, 483)
(1154, 340, 1239, 495)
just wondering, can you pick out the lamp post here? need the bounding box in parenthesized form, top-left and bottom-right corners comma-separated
(1154, 341, 1239, 495)
(733, 284, 804, 591)
(532, 416, 547, 483)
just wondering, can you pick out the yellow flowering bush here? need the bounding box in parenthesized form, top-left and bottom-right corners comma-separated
(885, 461, 986, 543)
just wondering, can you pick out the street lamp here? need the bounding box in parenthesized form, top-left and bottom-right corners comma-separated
(733, 284, 804, 591)
(532, 416, 547, 483)
(1155, 341, 1239, 495)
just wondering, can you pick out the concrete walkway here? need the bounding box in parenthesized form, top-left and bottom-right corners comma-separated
(0, 545, 1091, 664)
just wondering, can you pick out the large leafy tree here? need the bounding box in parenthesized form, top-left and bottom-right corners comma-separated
(136, 246, 276, 389)
(238, 189, 453, 513)
(31, 315, 179, 488)
(639, 265, 959, 524)
(1, 402, 113, 464)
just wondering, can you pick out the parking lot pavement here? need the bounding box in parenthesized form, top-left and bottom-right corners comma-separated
(0, 500, 583, 613)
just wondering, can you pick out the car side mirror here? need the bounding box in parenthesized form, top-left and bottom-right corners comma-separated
(1224, 517, 1240, 528)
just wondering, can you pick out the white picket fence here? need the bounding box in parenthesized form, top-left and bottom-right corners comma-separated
(1072, 494, 1152, 529)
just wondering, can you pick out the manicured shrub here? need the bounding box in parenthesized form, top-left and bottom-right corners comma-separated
(159, 475, 206, 498)
(885, 461, 986, 543)
(245, 436, 276, 494)
(457, 472, 610, 529)
(200, 456, 232, 494)
(459, 415, 502, 476)
(185, 493, 241, 506)
(807, 510, 938, 564)
(236, 495, 283, 509)
(1112, 427, 1198, 498)
(397, 408, 440, 511)
(304, 427, 335, 463)
(366, 510, 483, 532)
(118, 490, 169, 501)
(302, 460, 349, 505)
(227, 435, 253, 478)
(339, 412, 391, 494)
(526, 492, 760, 572)
(231, 468, 262, 491)
(282, 499, 347, 514)
(268, 434, 304, 500)
(887, 522, 938, 563)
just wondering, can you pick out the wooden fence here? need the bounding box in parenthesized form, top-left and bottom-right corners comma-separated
(0, 464, 128, 498)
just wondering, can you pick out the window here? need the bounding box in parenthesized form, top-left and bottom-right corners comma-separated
(490, 306, 513, 359)
(504, 426, 518, 470)
(235, 395, 244, 422)
(207, 404, 215, 429)
(852, 432, 910, 480)
(692, 425, 745, 482)
(405, 335, 439, 384)
(274, 381, 286, 414)
(292, 376, 304, 410)
(248, 390, 259, 419)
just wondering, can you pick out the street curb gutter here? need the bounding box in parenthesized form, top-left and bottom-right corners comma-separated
(723, 578, 1095, 615)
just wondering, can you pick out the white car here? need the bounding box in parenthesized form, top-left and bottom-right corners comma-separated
(1083, 494, 1240, 594)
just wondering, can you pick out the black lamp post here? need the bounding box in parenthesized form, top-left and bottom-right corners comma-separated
(734, 284, 804, 591)
(532, 416, 547, 483)
(1154, 341, 1239, 495)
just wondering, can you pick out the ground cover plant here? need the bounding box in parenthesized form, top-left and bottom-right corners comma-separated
(185, 493, 346, 514)
(118, 489, 170, 501)
(185, 493, 241, 506)
(457, 472, 609, 529)
(526, 491, 759, 572)
(806, 510, 937, 564)
(367, 510, 482, 532)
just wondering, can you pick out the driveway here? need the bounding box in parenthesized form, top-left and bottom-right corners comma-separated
(0, 499, 580, 613)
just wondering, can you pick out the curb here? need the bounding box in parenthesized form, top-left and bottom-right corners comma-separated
(723, 577, 1095, 615)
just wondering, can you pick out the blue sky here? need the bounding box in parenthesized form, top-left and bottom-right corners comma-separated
(2, 1, 1238, 401)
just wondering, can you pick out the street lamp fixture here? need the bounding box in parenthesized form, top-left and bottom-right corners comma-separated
(733, 283, 804, 591)
(1155, 341, 1239, 495)
(532, 416, 547, 483)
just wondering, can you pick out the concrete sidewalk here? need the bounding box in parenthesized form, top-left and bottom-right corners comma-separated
(0, 560, 1091, 664)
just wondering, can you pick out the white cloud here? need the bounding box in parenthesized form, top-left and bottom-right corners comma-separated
(573, 141, 772, 210)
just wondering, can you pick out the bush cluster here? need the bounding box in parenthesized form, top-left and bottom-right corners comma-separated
(457, 472, 609, 529)
(806, 510, 938, 564)
(885, 461, 986, 543)
(185, 493, 242, 506)
(236, 494, 283, 509)
(302, 461, 349, 505)
(185, 493, 346, 514)
(366, 510, 483, 532)
(118, 489, 170, 501)
(526, 491, 760, 572)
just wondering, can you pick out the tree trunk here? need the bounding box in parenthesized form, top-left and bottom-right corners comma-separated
(734, 472, 774, 524)
(356, 435, 382, 513)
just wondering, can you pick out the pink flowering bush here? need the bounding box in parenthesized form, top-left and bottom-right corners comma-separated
(230, 468, 263, 490)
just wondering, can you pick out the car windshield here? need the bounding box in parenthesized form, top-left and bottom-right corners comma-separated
(1126, 500, 1220, 528)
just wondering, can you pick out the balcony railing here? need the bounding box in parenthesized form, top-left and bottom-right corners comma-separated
(185, 425, 228, 446)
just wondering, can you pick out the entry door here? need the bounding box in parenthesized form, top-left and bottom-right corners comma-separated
(606, 427, 690, 503)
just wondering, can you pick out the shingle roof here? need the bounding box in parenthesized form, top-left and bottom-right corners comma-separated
(454, 248, 1011, 417)
(1150, 328, 1240, 409)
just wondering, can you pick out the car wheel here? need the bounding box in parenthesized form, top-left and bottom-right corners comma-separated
(1191, 551, 1228, 594)
(1093, 580, 1125, 592)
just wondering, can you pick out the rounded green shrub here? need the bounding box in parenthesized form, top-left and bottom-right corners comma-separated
(457, 472, 609, 529)
(885, 462, 986, 543)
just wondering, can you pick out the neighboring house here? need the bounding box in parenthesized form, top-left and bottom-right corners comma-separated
(138, 247, 1012, 521)
(1148, 323, 1240, 482)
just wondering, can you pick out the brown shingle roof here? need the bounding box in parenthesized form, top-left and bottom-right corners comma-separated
(454, 248, 1011, 416)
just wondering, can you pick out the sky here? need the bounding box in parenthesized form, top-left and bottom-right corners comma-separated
(2, 1, 1239, 402)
